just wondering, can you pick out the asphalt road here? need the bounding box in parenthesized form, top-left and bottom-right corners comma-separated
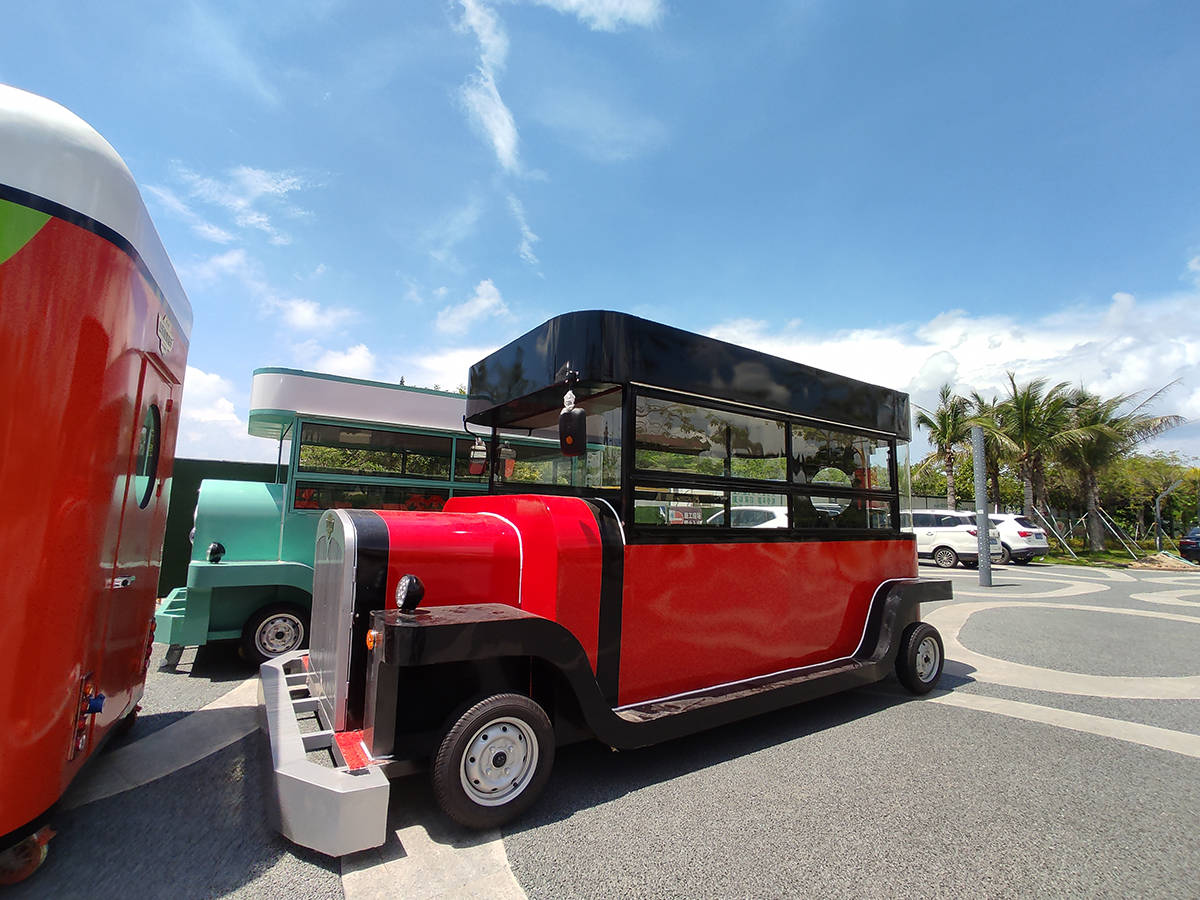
(14, 562, 1200, 898)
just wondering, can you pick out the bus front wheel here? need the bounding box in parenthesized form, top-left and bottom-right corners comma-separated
(242, 603, 308, 664)
(432, 693, 555, 830)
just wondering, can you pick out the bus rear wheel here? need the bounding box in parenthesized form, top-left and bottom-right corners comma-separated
(896, 622, 944, 694)
(432, 693, 555, 830)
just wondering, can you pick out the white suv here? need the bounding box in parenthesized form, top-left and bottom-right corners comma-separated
(988, 513, 1049, 565)
(901, 509, 1002, 569)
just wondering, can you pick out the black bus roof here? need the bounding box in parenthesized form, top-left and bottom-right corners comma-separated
(465, 310, 911, 440)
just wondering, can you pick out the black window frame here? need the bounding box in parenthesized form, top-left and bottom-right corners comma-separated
(623, 385, 901, 543)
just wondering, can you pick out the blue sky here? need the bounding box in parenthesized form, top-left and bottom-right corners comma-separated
(4, 1, 1199, 461)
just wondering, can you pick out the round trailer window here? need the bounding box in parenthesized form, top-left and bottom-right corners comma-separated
(134, 404, 161, 509)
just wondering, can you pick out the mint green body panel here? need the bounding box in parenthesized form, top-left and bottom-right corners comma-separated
(154, 479, 318, 647)
(153, 402, 489, 650)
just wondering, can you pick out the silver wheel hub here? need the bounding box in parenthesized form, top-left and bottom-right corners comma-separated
(461, 716, 538, 807)
(256, 614, 303, 656)
(915, 635, 940, 682)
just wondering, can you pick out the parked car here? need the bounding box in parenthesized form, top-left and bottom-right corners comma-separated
(901, 509, 1002, 568)
(1180, 527, 1200, 563)
(705, 506, 789, 528)
(988, 513, 1050, 564)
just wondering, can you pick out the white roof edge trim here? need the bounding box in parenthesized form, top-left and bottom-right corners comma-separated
(0, 83, 192, 337)
(249, 370, 470, 435)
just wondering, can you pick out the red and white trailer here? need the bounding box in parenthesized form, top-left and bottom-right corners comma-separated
(260, 311, 949, 855)
(0, 84, 191, 881)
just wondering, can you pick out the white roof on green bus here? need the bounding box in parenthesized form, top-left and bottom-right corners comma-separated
(248, 368, 471, 439)
(0, 83, 192, 337)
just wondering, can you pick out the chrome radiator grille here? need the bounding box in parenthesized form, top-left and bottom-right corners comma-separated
(308, 509, 359, 732)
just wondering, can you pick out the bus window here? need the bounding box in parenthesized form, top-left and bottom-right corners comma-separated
(634, 396, 786, 480)
(293, 480, 448, 511)
(297, 423, 453, 481)
(493, 387, 623, 490)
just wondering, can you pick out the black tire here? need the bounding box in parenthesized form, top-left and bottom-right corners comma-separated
(110, 705, 139, 738)
(999, 543, 1012, 565)
(932, 546, 959, 568)
(241, 603, 308, 664)
(432, 693, 555, 830)
(895, 622, 944, 694)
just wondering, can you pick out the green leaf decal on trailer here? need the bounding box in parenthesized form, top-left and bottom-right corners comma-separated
(0, 198, 52, 265)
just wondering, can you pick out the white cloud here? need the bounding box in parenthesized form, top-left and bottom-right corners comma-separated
(173, 163, 311, 245)
(426, 197, 484, 267)
(457, 0, 520, 173)
(181, 248, 356, 332)
(393, 345, 497, 392)
(460, 0, 509, 71)
(529, 0, 665, 30)
(706, 287, 1200, 460)
(462, 73, 520, 173)
(184, 4, 280, 106)
(314, 344, 377, 379)
(534, 87, 667, 162)
(507, 193, 540, 266)
(143, 184, 235, 244)
(176, 366, 278, 462)
(436, 279, 509, 334)
(267, 297, 356, 331)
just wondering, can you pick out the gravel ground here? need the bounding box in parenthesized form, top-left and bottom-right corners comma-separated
(16, 563, 1199, 898)
(108, 641, 256, 750)
(958, 605, 1200, 677)
(9, 734, 341, 900)
(502, 564, 1200, 899)
(503, 689, 1200, 899)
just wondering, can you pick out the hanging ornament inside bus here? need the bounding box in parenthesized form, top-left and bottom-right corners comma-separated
(498, 442, 517, 478)
(468, 437, 488, 476)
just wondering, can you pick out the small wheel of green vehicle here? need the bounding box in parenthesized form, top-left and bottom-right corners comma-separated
(241, 603, 308, 664)
(932, 546, 959, 568)
(432, 693, 555, 830)
(895, 621, 944, 694)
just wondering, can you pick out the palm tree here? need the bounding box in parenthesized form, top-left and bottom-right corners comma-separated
(993, 374, 1088, 517)
(1059, 386, 1183, 551)
(915, 384, 970, 508)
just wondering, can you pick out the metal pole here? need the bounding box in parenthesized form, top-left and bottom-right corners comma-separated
(1156, 479, 1184, 552)
(1031, 507, 1079, 560)
(1095, 508, 1139, 560)
(972, 426, 992, 587)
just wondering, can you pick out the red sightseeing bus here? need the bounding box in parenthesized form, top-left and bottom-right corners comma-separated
(0, 85, 191, 881)
(260, 310, 949, 856)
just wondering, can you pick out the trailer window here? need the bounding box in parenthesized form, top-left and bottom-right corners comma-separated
(634, 396, 786, 480)
(134, 404, 161, 509)
(297, 423, 452, 480)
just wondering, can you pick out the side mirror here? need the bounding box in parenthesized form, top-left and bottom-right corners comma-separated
(559, 406, 586, 456)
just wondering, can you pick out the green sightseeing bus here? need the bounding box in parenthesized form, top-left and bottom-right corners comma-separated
(155, 368, 564, 662)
